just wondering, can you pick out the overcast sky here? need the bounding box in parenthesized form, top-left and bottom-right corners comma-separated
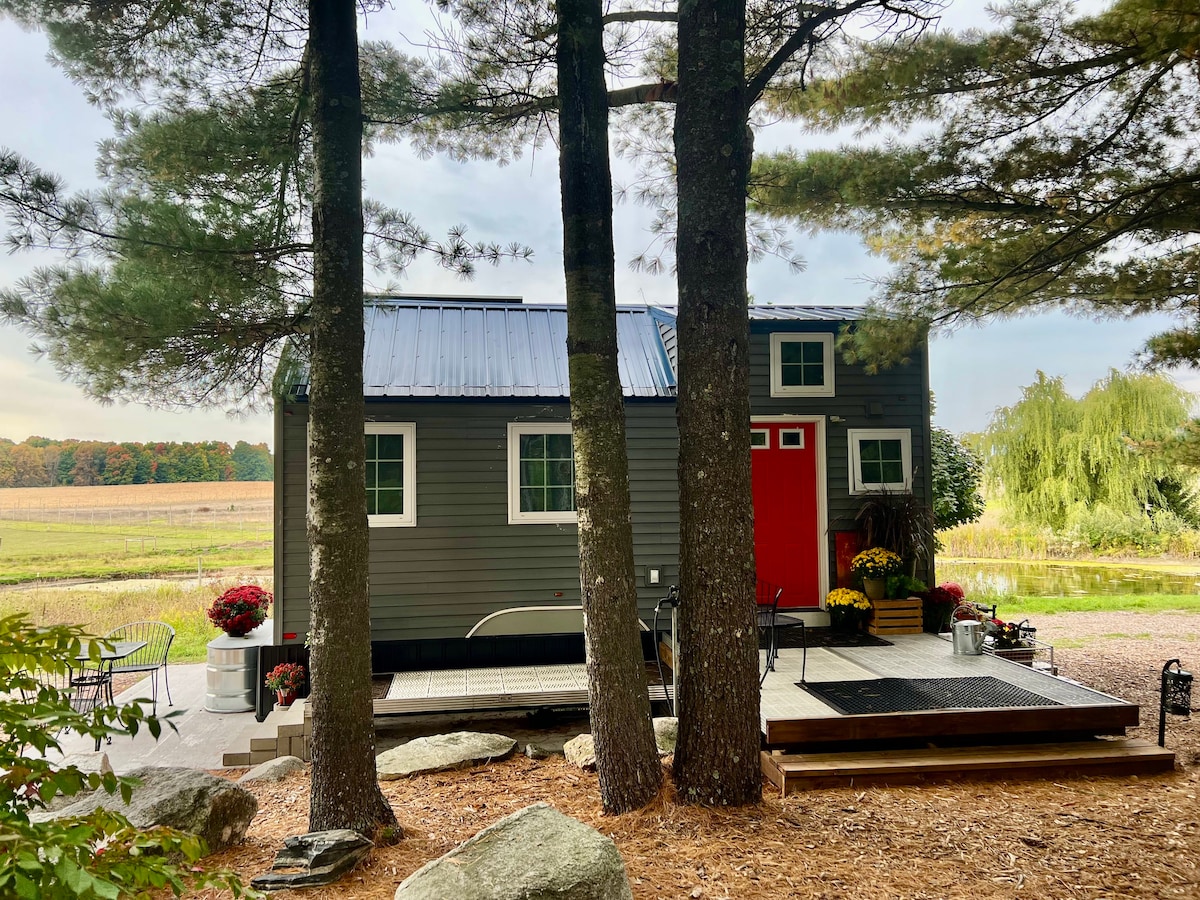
(0, 2, 1186, 450)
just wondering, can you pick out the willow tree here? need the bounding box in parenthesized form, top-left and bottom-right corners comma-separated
(749, 0, 1200, 370)
(983, 370, 1194, 531)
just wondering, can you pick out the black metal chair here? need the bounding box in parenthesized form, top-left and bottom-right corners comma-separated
(104, 621, 174, 712)
(21, 666, 110, 751)
(756, 582, 807, 685)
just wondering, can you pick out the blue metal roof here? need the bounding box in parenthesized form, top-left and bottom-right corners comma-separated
(654, 304, 864, 321)
(358, 298, 677, 399)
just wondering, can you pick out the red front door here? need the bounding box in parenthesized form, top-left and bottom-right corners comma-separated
(751, 421, 822, 609)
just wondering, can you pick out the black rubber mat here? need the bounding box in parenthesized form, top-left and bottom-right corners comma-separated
(798, 675, 1059, 715)
(774, 627, 892, 650)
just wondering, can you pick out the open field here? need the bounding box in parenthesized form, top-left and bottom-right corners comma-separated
(0, 482, 272, 582)
(0, 481, 272, 513)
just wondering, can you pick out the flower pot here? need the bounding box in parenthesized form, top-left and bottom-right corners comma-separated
(828, 606, 862, 634)
(276, 689, 297, 707)
(225, 630, 249, 638)
(862, 578, 887, 602)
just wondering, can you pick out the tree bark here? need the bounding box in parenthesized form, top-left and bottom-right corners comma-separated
(557, 0, 663, 813)
(672, 0, 761, 806)
(305, 0, 397, 835)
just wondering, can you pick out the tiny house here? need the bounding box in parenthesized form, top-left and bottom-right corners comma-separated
(272, 296, 933, 671)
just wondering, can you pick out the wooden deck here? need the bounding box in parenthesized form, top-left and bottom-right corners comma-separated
(757, 633, 1171, 790)
(762, 738, 1175, 792)
(365, 632, 1173, 788)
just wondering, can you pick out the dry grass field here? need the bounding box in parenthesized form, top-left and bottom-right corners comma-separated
(0, 481, 272, 518)
(0, 482, 273, 583)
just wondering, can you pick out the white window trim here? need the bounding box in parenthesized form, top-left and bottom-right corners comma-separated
(750, 428, 770, 450)
(770, 332, 835, 398)
(847, 427, 912, 495)
(507, 422, 577, 525)
(779, 428, 806, 449)
(365, 422, 417, 527)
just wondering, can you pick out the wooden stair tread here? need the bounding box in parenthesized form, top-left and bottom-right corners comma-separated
(762, 739, 1175, 791)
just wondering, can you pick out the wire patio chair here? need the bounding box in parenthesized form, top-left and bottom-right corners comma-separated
(104, 621, 174, 713)
(20, 665, 111, 752)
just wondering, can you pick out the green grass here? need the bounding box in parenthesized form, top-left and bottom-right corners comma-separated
(0, 579, 274, 663)
(973, 593, 1200, 617)
(0, 519, 271, 583)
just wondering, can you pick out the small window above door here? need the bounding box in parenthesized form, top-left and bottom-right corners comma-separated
(770, 333, 835, 398)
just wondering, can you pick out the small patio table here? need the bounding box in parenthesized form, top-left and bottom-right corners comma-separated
(73, 640, 148, 749)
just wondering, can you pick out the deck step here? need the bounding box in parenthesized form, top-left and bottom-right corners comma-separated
(761, 738, 1175, 793)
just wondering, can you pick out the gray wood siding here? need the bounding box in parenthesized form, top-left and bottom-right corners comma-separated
(275, 322, 933, 644)
(747, 325, 934, 585)
(278, 400, 679, 641)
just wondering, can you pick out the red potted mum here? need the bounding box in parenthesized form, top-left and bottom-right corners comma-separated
(207, 584, 272, 637)
(265, 662, 306, 707)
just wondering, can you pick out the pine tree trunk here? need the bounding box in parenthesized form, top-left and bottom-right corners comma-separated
(305, 0, 397, 835)
(672, 0, 761, 806)
(557, 0, 663, 813)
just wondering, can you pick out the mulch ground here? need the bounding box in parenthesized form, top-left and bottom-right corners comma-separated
(194, 611, 1200, 899)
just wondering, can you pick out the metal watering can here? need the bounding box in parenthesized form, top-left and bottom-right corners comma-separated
(952, 619, 985, 656)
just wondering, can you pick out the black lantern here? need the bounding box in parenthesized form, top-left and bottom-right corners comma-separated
(1158, 659, 1193, 747)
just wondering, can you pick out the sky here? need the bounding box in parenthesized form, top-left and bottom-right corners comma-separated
(0, 2, 1188, 451)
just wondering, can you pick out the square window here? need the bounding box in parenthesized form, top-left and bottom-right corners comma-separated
(509, 423, 577, 524)
(848, 429, 912, 494)
(750, 429, 769, 449)
(770, 333, 835, 397)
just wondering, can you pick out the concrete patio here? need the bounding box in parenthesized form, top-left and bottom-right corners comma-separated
(51, 663, 260, 773)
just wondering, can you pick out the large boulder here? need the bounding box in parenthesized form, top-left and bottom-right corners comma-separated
(251, 830, 373, 891)
(239, 756, 306, 785)
(653, 717, 678, 755)
(563, 734, 596, 771)
(376, 732, 516, 779)
(394, 803, 632, 900)
(31, 766, 257, 852)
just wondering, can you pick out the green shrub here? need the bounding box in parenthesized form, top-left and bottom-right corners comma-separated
(0, 614, 256, 899)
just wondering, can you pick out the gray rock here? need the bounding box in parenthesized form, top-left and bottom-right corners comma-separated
(251, 829, 373, 891)
(239, 756, 306, 784)
(653, 717, 678, 755)
(563, 734, 596, 771)
(394, 803, 632, 900)
(524, 742, 552, 760)
(32, 766, 256, 852)
(376, 732, 516, 779)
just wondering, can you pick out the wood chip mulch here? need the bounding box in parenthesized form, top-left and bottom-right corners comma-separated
(194, 612, 1200, 900)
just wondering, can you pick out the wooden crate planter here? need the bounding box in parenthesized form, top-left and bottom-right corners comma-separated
(868, 597, 923, 635)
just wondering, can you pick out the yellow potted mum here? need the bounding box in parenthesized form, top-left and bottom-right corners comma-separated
(850, 547, 903, 601)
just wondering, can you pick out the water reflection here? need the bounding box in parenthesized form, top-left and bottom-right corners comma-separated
(937, 561, 1200, 597)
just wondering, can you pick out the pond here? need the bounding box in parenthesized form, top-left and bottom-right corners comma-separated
(936, 560, 1200, 597)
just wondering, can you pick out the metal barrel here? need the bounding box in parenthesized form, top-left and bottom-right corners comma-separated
(204, 624, 272, 713)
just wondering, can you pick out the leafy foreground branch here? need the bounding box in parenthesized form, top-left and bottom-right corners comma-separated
(0, 614, 253, 899)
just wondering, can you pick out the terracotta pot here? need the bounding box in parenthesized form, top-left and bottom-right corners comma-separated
(862, 578, 887, 602)
(276, 690, 297, 707)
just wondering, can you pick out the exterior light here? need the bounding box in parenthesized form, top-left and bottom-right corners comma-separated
(1159, 659, 1193, 748)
